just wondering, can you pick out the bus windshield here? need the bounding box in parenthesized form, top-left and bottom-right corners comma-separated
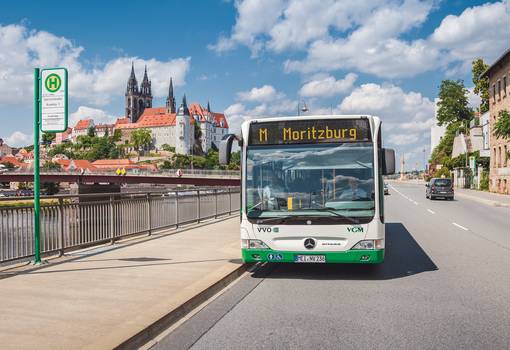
(246, 142, 375, 224)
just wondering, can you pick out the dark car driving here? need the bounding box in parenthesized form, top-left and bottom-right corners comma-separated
(426, 178, 454, 200)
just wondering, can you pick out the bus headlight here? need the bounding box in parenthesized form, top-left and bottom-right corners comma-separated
(351, 239, 384, 250)
(242, 239, 269, 249)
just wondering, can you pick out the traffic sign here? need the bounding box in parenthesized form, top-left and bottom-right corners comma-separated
(40, 68, 68, 133)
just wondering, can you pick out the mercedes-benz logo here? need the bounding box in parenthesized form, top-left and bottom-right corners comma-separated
(304, 238, 316, 250)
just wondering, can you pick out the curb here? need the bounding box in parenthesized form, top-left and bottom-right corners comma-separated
(113, 262, 252, 350)
(455, 191, 510, 208)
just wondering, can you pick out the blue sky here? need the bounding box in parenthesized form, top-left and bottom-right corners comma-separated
(1, 0, 509, 169)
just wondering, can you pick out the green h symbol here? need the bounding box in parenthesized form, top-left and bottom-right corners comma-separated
(45, 73, 61, 92)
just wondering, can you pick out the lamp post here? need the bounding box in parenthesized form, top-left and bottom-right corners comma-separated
(297, 100, 308, 116)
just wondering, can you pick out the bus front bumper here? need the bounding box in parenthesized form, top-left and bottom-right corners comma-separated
(242, 249, 384, 264)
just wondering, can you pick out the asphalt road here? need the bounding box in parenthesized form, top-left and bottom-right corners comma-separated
(152, 182, 510, 350)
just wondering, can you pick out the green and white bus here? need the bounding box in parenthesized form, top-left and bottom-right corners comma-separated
(220, 115, 395, 264)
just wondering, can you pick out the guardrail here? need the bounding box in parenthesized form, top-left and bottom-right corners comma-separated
(4, 168, 240, 179)
(0, 187, 240, 264)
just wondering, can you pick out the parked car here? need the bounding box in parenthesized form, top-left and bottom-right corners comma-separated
(383, 182, 389, 195)
(426, 178, 454, 200)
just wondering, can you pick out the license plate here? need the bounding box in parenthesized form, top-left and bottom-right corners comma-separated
(294, 255, 326, 263)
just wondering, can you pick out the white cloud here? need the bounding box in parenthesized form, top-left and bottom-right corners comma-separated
(209, 0, 287, 56)
(69, 106, 116, 127)
(388, 132, 420, 146)
(299, 73, 357, 98)
(226, 85, 296, 132)
(467, 86, 482, 111)
(0, 24, 191, 106)
(338, 82, 435, 164)
(237, 85, 284, 102)
(339, 83, 435, 126)
(212, 0, 510, 79)
(284, 0, 438, 78)
(430, 1, 510, 63)
(5, 131, 32, 147)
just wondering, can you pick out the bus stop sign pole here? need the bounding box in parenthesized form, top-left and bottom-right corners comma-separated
(33, 68, 41, 264)
(33, 67, 68, 264)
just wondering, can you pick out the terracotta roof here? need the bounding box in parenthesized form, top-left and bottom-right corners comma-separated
(188, 103, 229, 128)
(95, 124, 113, 130)
(92, 159, 135, 166)
(211, 112, 229, 128)
(142, 107, 167, 115)
(55, 159, 71, 167)
(138, 113, 177, 127)
(75, 119, 93, 130)
(69, 160, 96, 171)
(0, 156, 23, 167)
(115, 117, 130, 126)
(114, 104, 228, 130)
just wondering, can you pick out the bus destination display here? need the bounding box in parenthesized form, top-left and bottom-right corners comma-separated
(249, 118, 372, 145)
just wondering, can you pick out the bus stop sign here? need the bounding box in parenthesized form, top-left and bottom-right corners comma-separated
(40, 68, 68, 133)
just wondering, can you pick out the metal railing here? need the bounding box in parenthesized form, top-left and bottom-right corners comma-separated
(0, 187, 240, 264)
(6, 168, 240, 179)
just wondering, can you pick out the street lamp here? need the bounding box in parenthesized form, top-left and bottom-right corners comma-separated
(297, 100, 308, 116)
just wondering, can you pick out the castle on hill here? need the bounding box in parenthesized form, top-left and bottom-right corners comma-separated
(57, 64, 229, 155)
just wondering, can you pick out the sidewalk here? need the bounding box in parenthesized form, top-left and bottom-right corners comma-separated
(454, 188, 510, 207)
(0, 217, 243, 350)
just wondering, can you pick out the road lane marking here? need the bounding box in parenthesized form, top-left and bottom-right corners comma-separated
(453, 222, 468, 231)
(427, 209, 435, 214)
(389, 184, 418, 204)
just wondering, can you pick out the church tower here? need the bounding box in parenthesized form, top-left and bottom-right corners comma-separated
(125, 63, 139, 122)
(166, 77, 176, 114)
(140, 65, 153, 111)
(175, 95, 191, 155)
(125, 63, 153, 123)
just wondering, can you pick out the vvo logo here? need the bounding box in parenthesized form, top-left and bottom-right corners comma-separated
(257, 227, 279, 233)
(347, 226, 364, 233)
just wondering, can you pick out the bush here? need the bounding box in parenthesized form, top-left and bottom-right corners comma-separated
(479, 170, 489, 191)
(434, 167, 451, 179)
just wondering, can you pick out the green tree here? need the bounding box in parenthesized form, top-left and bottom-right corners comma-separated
(429, 121, 461, 166)
(228, 151, 241, 170)
(130, 128, 152, 160)
(87, 126, 96, 137)
(41, 133, 55, 145)
(1, 161, 16, 169)
(112, 129, 122, 142)
(160, 160, 173, 169)
(434, 167, 451, 179)
(161, 144, 175, 153)
(436, 80, 473, 126)
(493, 110, 510, 140)
(472, 58, 490, 114)
(43, 161, 62, 171)
(172, 154, 191, 168)
(42, 182, 60, 195)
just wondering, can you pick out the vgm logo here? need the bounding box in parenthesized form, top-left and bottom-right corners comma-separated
(257, 227, 279, 233)
(347, 226, 364, 233)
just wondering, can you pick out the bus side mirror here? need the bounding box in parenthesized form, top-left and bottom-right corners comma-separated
(382, 148, 395, 175)
(219, 134, 237, 165)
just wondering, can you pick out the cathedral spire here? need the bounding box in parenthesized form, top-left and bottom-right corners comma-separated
(168, 77, 174, 97)
(177, 94, 190, 116)
(126, 62, 138, 93)
(140, 64, 151, 96)
(207, 100, 211, 113)
(166, 77, 176, 113)
(142, 65, 149, 83)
